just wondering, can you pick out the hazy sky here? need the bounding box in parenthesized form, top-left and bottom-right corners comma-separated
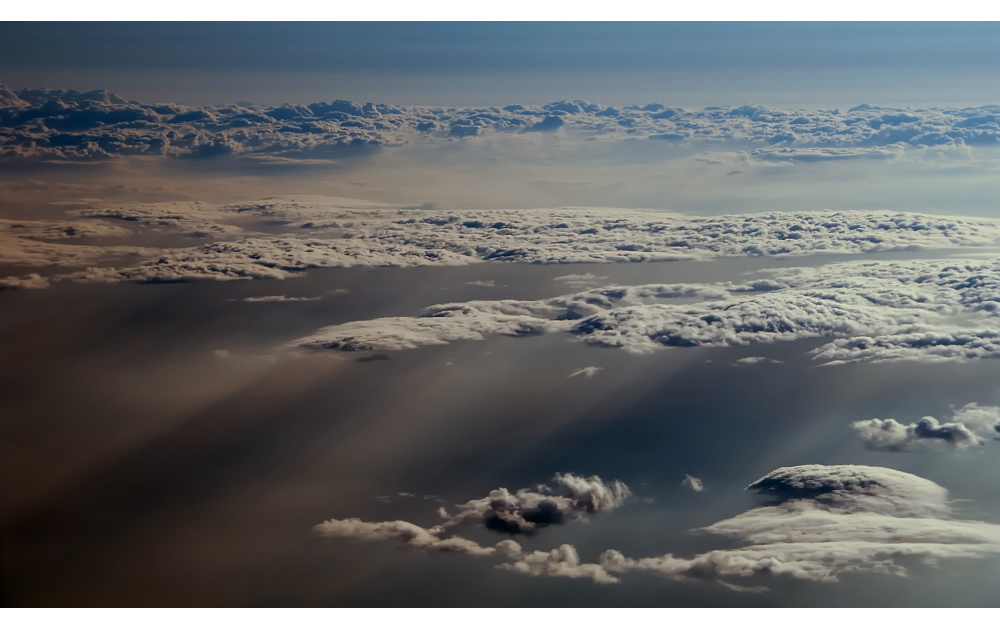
(3, 22, 1000, 107)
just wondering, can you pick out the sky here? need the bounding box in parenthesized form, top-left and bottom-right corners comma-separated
(2, 22, 1000, 107)
(7, 15, 1000, 617)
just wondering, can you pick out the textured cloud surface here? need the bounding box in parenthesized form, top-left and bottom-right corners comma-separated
(853, 403, 1000, 451)
(292, 256, 1000, 365)
(7, 197, 1000, 286)
(315, 466, 1000, 589)
(5, 86, 1000, 161)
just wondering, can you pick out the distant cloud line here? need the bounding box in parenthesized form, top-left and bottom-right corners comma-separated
(4, 85, 1000, 161)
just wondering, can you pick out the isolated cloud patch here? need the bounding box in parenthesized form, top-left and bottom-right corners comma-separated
(853, 403, 1000, 451)
(682, 475, 704, 492)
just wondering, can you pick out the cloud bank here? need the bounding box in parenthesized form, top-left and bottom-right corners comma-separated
(5, 86, 1000, 162)
(7, 198, 1000, 287)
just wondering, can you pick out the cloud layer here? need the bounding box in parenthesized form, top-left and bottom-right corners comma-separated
(7, 198, 1000, 287)
(5, 86, 1000, 161)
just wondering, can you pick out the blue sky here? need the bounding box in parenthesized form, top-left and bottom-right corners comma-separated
(3, 22, 999, 107)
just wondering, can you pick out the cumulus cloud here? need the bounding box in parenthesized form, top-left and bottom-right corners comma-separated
(313, 473, 628, 584)
(5, 85, 1000, 162)
(0, 273, 50, 289)
(852, 403, 1000, 451)
(682, 475, 704, 492)
(568, 366, 603, 379)
(437, 472, 631, 536)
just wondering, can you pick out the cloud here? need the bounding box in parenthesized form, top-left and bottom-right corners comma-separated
(555, 273, 610, 287)
(242, 295, 321, 302)
(437, 473, 631, 536)
(682, 475, 704, 492)
(315, 465, 1000, 589)
(852, 403, 1000, 451)
(599, 465, 1000, 588)
(463, 280, 495, 287)
(313, 473, 628, 584)
(5, 85, 1000, 162)
(55, 201, 1000, 285)
(291, 254, 1000, 366)
(0, 273, 50, 290)
(568, 366, 603, 379)
(734, 356, 783, 366)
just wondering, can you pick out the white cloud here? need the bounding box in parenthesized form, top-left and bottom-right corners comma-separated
(291, 255, 1000, 366)
(734, 356, 784, 366)
(242, 295, 321, 302)
(313, 473, 629, 584)
(852, 403, 1000, 451)
(599, 465, 1000, 588)
(568, 366, 603, 379)
(682, 475, 704, 492)
(0, 273, 50, 289)
(315, 465, 1000, 590)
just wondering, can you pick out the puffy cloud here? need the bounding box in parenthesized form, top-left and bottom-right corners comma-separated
(682, 475, 704, 492)
(5, 85, 1000, 162)
(852, 403, 1000, 451)
(437, 473, 631, 536)
(0, 273, 50, 290)
(313, 473, 628, 584)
